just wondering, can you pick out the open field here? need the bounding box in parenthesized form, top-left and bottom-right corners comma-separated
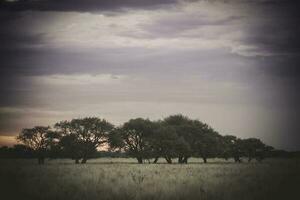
(0, 158, 299, 200)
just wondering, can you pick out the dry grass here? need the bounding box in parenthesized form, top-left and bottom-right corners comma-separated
(0, 158, 299, 200)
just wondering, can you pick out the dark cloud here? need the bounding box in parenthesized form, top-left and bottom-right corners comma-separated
(0, 32, 45, 50)
(0, 11, 42, 109)
(0, 0, 179, 12)
(248, 1, 300, 149)
(244, 1, 300, 56)
(135, 15, 243, 39)
(0, 0, 300, 149)
(248, 1, 300, 108)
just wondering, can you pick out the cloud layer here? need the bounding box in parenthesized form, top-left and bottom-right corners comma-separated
(0, 0, 300, 150)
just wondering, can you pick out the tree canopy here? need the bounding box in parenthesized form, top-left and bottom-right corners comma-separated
(15, 114, 275, 164)
(55, 117, 114, 163)
(17, 126, 59, 164)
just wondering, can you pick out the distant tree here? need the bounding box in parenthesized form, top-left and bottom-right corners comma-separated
(17, 126, 59, 164)
(255, 145, 274, 162)
(107, 128, 125, 151)
(242, 138, 265, 162)
(12, 144, 35, 158)
(193, 122, 222, 163)
(220, 135, 244, 162)
(55, 117, 114, 164)
(55, 121, 82, 163)
(174, 136, 192, 164)
(59, 134, 83, 163)
(0, 146, 9, 158)
(109, 118, 156, 163)
(163, 115, 222, 164)
(13, 114, 277, 165)
(163, 114, 194, 163)
(150, 124, 179, 163)
(220, 135, 236, 160)
(232, 138, 245, 162)
(259, 144, 274, 161)
(0, 145, 35, 158)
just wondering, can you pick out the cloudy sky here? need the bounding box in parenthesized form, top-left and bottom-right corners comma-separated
(0, 0, 299, 150)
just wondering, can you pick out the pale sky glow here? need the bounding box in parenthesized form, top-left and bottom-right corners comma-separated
(31, 74, 127, 85)
(0, 0, 299, 150)
(13, 2, 261, 55)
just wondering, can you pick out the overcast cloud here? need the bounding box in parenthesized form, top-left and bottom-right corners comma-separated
(0, 0, 299, 150)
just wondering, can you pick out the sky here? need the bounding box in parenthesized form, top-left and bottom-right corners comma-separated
(0, 0, 299, 150)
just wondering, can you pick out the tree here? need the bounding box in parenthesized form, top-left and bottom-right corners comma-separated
(0, 145, 36, 159)
(232, 138, 244, 162)
(193, 122, 222, 163)
(242, 138, 274, 162)
(55, 117, 114, 164)
(220, 135, 237, 160)
(58, 134, 83, 163)
(109, 118, 156, 163)
(55, 120, 82, 163)
(220, 135, 244, 162)
(150, 124, 179, 163)
(255, 145, 274, 162)
(163, 114, 194, 164)
(163, 115, 222, 164)
(242, 138, 265, 162)
(17, 126, 58, 164)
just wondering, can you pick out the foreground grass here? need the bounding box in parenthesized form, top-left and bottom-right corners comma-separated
(0, 158, 299, 200)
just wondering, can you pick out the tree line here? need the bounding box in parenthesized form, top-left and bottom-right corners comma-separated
(8, 114, 277, 164)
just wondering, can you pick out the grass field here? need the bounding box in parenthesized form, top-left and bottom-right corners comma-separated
(0, 158, 299, 200)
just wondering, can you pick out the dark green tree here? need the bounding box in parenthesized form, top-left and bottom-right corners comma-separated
(109, 118, 156, 163)
(255, 145, 274, 162)
(220, 135, 237, 160)
(163, 115, 222, 164)
(232, 138, 245, 162)
(242, 138, 265, 162)
(242, 138, 274, 162)
(150, 124, 179, 163)
(55, 117, 114, 164)
(220, 135, 244, 162)
(55, 120, 82, 163)
(193, 122, 222, 163)
(17, 126, 59, 164)
(163, 114, 194, 163)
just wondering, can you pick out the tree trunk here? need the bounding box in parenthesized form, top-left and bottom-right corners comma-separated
(165, 157, 172, 164)
(153, 157, 159, 164)
(183, 156, 189, 164)
(203, 157, 207, 163)
(178, 156, 183, 164)
(248, 157, 252, 162)
(81, 158, 87, 164)
(38, 157, 45, 165)
(234, 157, 241, 163)
(137, 157, 143, 164)
(234, 157, 238, 162)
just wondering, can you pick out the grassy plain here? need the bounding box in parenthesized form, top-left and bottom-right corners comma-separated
(0, 158, 299, 200)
